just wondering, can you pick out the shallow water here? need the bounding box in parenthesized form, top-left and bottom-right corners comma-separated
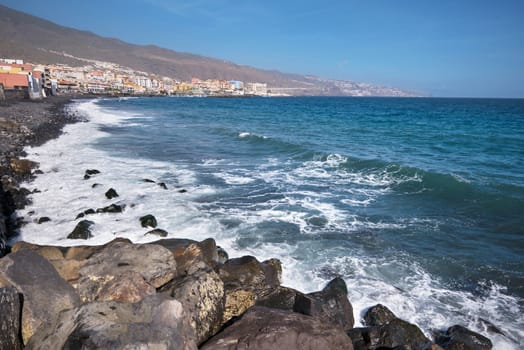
(16, 97, 524, 348)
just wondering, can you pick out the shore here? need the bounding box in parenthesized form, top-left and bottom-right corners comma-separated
(0, 96, 497, 349)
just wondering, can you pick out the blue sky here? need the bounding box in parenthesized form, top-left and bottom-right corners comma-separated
(2, 0, 523, 97)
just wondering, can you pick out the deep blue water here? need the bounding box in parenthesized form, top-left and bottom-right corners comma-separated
(88, 96, 524, 345)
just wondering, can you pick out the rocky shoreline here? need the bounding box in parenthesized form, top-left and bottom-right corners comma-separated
(0, 97, 495, 349)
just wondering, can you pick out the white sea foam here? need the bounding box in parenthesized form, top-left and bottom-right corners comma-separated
(13, 99, 523, 349)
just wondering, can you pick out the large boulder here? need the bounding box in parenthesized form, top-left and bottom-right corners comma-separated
(77, 240, 176, 302)
(163, 268, 225, 344)
(218, 256, 282, 322)
(293, 277, 354, 331)
(0, 286, 23, 350)
(153, 238, 222, 275)
(435, 325, 493, 350)
(363, 303, 397, 326)
(349, 304, 434, 350)
(201, 306, 354, 350)
(25, 294, 198, 350)
(256, 286, 303, 310)
(0, 250, 80, 344)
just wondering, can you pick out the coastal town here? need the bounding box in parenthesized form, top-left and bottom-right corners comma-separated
(0, 57, 271, 99)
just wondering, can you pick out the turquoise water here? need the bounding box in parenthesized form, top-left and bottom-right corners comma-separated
(20, 96, 524, 347)
(98, 96, 524, 295)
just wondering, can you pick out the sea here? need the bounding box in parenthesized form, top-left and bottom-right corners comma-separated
(15, 96, 524, 348)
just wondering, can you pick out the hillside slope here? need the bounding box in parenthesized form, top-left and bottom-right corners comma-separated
(0, 5, 419, 96)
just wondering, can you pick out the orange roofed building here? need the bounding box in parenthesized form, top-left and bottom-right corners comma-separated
(0, 73, 29, 89)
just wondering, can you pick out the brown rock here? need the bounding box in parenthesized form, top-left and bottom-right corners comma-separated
(78, 240, 176, 302)
(201, 306, 354, 350)
(9, 159, 39, 175)
(166, 269, 225, 344)
(293, 277, 354, 331)
(97, 271, 156, 303)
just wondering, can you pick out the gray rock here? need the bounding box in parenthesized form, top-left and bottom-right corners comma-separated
(78, 240, 176, 302)
(0, 250, 80, 344)
(67, 220, 94, 239)
(166, 269, 225, 344)
(201, 306, 354, 350)
(140, 214, 157, 228)
(25, 294, 198, 350)
(293, 277, 354, 331)
(435, 325, 492, 350)
(0, 286, 23, 350)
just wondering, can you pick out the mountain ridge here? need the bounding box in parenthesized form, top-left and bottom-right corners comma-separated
(0, 4, 421, 96)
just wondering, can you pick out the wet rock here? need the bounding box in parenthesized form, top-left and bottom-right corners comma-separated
(25, 294, 198, 350)
(78, 240, 176, 302)
(37, 216, 50, 224)
(217, 246, 229, 264)
(75, 208, 95, 220)
(158, 182, 168, 189)
(294, 277, 354, 331)
(140, 214, 157, 228)
(0, 250, 80, 344)
(201, 306, 354, 350)
(145, 228, 168, 237)
(218, 255, 282, 323)
(166, 269, 225, 344)
(142, 178, 155, 183)
(178, 188, 188, 193)
(9, 159, 38, 175)
(91, 183, 101, 188)
(96, 203, 125, 213)
(0, 286, 23, 350)
(104, 188, 118, 199)
(435, 325, 493, 350)
(364, 303, 397, 326)
(348, 318, 433, 350)
(67, 220, 94, 240)
(85, 169, 100, 176)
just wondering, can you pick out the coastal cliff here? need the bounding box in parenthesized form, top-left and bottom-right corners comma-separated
(0, 97, 495, 349)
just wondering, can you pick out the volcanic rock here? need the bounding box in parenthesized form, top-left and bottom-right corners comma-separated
(96, 203, 125, 213)
(140, 214, 157, 228)
(104, 188, 118, 199)
(67, 220, 94, 239)
(165, 269, 225, 344)
(77, 240, 176, 302)
(9, 159, 38, 175)
(25, 294, 198, 350)
(435, 325, 493, 350)
(145, 228, 168, 237)
(0, 286, 23, 350)
(201, 306, 354, 350)
(0, 249, 80, 344)
(293, 276, 354, 331)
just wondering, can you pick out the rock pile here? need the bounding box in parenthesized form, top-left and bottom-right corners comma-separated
(0, 237, 493, 350)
